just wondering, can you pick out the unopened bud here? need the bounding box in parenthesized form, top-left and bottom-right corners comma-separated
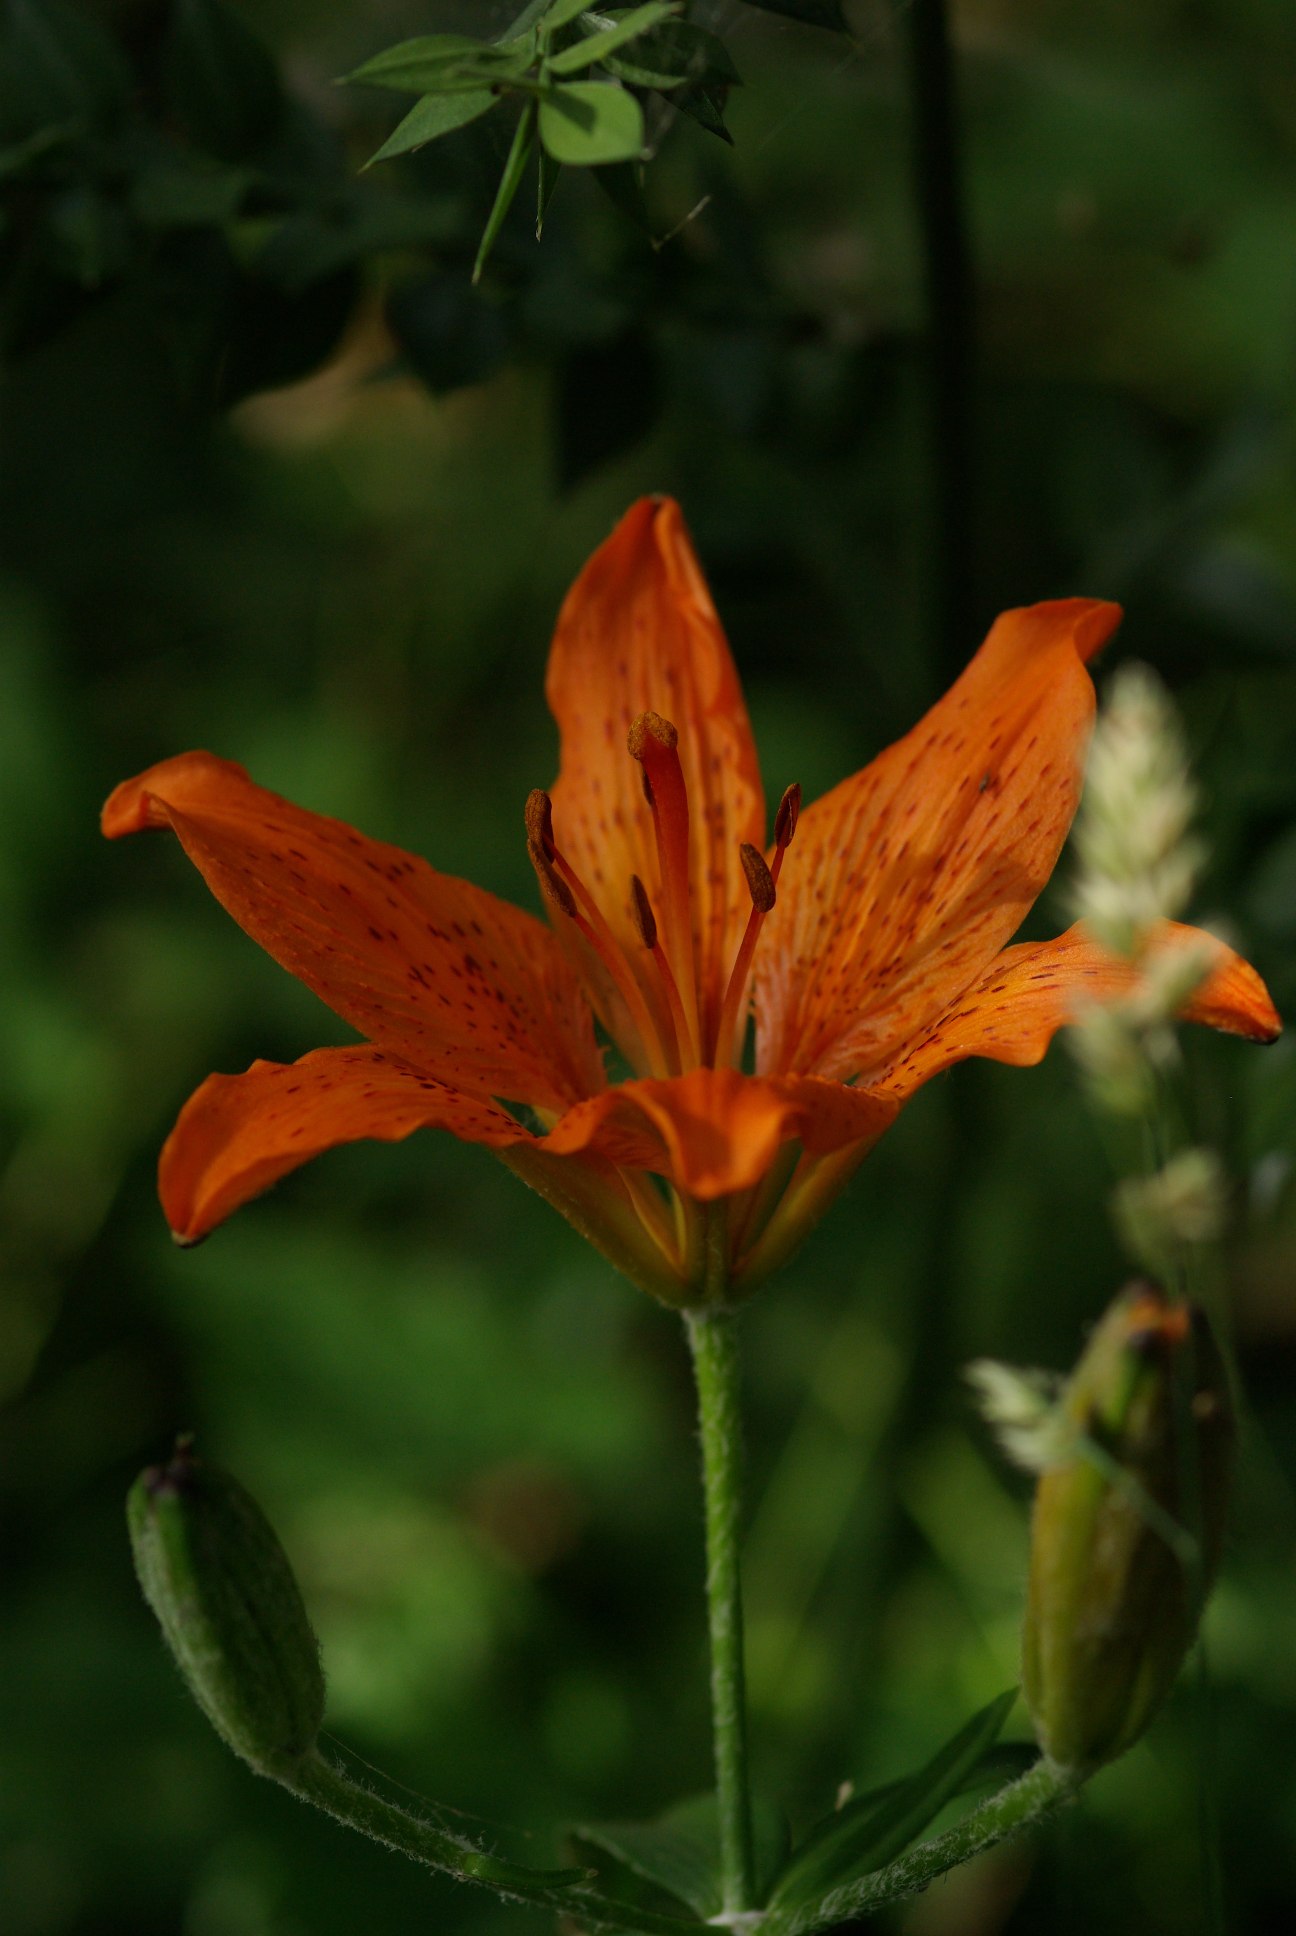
(128, 1441, 324, 1779)
(1023, 1285, 1232, 1773)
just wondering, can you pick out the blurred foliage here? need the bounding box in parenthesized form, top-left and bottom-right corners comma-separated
(2, 1, 1296, 1933)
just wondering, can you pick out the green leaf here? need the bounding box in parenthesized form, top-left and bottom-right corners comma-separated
(767, 1690, 1018, 1911)
(563, 1891, 706, 1935)
(592, 159, 651, 233)
(669, 82, 732, 144)
(539, 82, 644, 165)
(546, 3, 679, 75)
(597, 14, 741, 85)
(364, 90, 499, 167)
(164, 0, 284, 161)
(737, 0, 849, 30)
(544, 0, 598, 31)
(573, 1793, 790, 1920)
(473, 102, 536, 283)
(346, 35, 535, 95)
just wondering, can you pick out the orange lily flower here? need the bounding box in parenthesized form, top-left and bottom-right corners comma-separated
(102, 499, 1280, 1305)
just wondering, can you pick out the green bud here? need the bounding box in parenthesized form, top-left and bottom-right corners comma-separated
(1022, 1285, 1232, 1773)
(128, 1439, 325, 1779)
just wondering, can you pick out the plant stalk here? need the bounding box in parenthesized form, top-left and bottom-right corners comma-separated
(686, 1305, 756, 1916)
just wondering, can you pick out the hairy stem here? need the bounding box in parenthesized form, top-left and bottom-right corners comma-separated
(686, 1305, 756, 1915)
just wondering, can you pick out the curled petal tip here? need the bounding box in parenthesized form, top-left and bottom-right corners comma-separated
(1073, 599, 1124, 663)
(170, 1226, 207, 1249)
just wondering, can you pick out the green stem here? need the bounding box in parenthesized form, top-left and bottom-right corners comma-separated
(903, 0, 977, 682)
(760, 1760, 1077, 1936)
(686, 1305, 756, 1916)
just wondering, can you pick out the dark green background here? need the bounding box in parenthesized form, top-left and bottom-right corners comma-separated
(3, 2, 1295, 1931)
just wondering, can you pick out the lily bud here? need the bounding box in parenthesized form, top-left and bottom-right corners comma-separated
(128, 1440, 324, 1780)
(1022, 1285, 1232, 1773)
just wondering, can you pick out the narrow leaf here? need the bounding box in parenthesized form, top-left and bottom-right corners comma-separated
(163, 0, 284, 160)
(364, 90, 498, 167)
(347, 36, 533, 95)
(546, 3, 679, 75)
(538, 82, 643, 165)
(545, 0, 597, 30)
(474, 102, 537, 283)
(537, 144, 562, 236)
(737, 0, 849, 30)
(767, 1690, 1018, 1910)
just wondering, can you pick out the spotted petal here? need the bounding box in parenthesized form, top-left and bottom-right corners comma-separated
(542, 1067, 898, 1201)
(103, 753, 604, 1113)
(879, 921, 1281, 1100)
(160, 1047, 534, 1245)
(756, 599, 1123, 1082)
(545, 498, 765, 1034)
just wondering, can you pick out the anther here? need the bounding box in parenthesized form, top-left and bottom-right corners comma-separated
(629, 875, 658, 950)
(740, 843, 777, 914)
(526, 837, 575, 917)
(627, 711, 678, 760)
(525, 788, 555, 858)
(774, 782, 802, 850)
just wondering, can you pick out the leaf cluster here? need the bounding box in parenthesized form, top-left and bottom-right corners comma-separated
(346, 0, 847, 281)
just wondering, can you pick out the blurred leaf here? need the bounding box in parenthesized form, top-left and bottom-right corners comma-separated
(546, 4, 679, 76)
(539, 81, 644, 165)
(46, 185, 131, 288)
(767, 1690, 1017, 1909)
(389, 274, 513, 394)
(163, 0, 284, 161)
(364, 88, 500, 167)
(574, 1793, 790, 1919)
(557, 329, 660, 487)
(738, 0, 849, 29)
(669, 81, 733, 144)
(603, 15, 742, 87)
(130, 157, 252, 230)
(347, 35, 536, 95)
(0, 120, 77, 178)
(254, 192, 460, 292)
(0, 0, 132, 138)
(592, 158, 652, 233)
(473, 102, 536, 283)
(545, 0, 598, 30)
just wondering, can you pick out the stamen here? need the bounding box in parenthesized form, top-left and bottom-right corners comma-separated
(628, 711, 700, 1061)
(526, 793, 673, 1076)
(740, 842, 776, 914)
(631, 873, 688, 1073)
(712, 783, 802, 1068)
(629, 873, 657, 950)
(774, 782, 802, 850)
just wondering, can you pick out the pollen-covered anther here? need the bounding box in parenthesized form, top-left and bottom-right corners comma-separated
(627, 710, 678, 760)
(740, 842, 777, 913)
(524, 787, 556, 858)
(629, 874, 658, 949)
(526, 836, 576, 918)
(774, 782, 802, 850)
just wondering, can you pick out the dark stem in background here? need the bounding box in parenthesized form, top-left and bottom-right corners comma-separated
(903, 0, 977, 683)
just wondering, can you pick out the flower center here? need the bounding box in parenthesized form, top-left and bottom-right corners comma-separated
(527, 713, 800, 1079)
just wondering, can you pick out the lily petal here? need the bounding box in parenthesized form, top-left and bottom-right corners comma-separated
(540, 1067, 898, 1200)
(545, 498, 765, 1030)
(103, 753, 604, 1113)
(160, 1047, 534, 1245)
(756, 598, 1123, 1082)
(879, 921, 1281, 1100)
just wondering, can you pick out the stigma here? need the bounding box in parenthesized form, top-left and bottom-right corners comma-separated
(527, 716, 800, 1080)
